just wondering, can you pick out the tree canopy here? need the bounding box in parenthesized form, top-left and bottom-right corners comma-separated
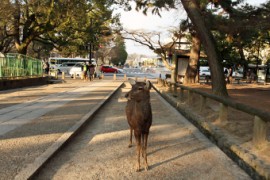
(0, 0, 122, 59)
(110, 35, 128, 66)
(1, 0, 269, 96)
(117, 0, 270, 96)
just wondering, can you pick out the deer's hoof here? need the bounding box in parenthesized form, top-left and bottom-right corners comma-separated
(144, 165, 149, 171)
(136, 165, 140, 172)
(128, 144, 132, 148)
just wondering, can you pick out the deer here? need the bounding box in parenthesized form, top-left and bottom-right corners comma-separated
(125, 78, 152, 172)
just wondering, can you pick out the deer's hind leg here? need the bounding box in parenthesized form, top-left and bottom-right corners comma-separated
(134, 132, 141, 172)
(142, 133, 149, 171)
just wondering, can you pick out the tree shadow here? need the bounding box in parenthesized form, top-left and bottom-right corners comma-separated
(149, 145, 207, 170)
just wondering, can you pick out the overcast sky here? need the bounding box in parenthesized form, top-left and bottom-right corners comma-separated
(119, 0, 268, 57)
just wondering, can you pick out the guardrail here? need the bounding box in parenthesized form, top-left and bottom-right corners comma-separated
(0, 53, 43, 79)
(157, 78, 270, 148)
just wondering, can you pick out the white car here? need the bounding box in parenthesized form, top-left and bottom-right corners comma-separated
(117, 68, 124, 73)
(199, 69, 211, 76)
(69, 63, 84, 77)
(233, 71, 243, 78)
(224, 68, 244, 78)
(55, 62, 82, 74)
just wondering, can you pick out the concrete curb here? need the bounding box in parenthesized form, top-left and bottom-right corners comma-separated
(0, 77, 49, 91)
(15, 82, 124, 180)
(152, 83, 270, 180)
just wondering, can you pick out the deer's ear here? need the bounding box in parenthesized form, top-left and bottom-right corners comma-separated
(128, 78, 136, 85)
(145, 80, 151, 90)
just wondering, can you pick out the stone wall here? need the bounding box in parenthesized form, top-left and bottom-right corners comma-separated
(0, 77, 49, 90)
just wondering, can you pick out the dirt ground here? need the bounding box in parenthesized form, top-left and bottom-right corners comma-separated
(163, 81, 270, 171)
(189, 82, 270, 113)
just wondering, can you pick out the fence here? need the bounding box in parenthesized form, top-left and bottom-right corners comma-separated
(156, 79, 270, 148)
(154, 79, 270, 179)
(0, 53, 43, 79)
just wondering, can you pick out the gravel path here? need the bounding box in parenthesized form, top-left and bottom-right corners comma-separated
(34, 83, 251, 180)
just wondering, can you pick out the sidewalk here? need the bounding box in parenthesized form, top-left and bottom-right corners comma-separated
(0, 79, 123, 136)
(0, 78, 123, 180)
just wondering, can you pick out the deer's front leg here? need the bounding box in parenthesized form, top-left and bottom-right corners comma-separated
(128, 128, 133, 148)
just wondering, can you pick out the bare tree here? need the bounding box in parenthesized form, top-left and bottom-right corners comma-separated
(122, 29, 180, 70)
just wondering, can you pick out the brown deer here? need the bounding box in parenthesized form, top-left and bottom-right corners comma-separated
(125, 78, 152, 172)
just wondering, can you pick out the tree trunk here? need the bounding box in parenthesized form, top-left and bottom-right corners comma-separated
(180, 0, 228, 96)
(184, 33, 200, 84)
(236, 41, 248, 78)
(16, 44, 28, 55)
(172, 53, 178, 83)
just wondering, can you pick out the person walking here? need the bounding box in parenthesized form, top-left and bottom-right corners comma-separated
(227, 67, 233, 84)
(89, 64, 95, 81)
(82, 63, 88, 81)
(43, 61, 50, 75)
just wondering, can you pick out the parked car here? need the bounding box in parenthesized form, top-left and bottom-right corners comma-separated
(55, 62, 81, 74)
(100, 65, 120, 73)
(69, 63, 84, 77)
(117, 68, 124, 73)
(233, 70, 243, 78)
(224, 67, 244, 78)
(199, 69, 211, 76)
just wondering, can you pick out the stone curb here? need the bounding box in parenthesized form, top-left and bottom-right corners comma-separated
(14, 82, 124, 180)
(152, 83, 270, 180)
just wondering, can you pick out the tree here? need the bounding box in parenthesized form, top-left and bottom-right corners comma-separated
(116, 0, 228, 96)
(117, 0, 269, 96)
(184, 33, 201, 84)
(27, 40, 53, 59)
(203, 0, 270, 77)
(0, 0, 120, 60)
(123, 29, 180, 70)
(110, 35, 128, 65)
(0, 0, 15, 53)
(179, 0, 228, 96)
(8, 0, 58, 54)
(179, 19, 201, 84)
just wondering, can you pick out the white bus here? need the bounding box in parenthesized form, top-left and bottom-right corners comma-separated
(49, 57, 96, 68)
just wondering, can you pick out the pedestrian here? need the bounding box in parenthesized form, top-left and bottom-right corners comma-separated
(43, 61, 50, 75)
(227, 67, 233, 84)
(246, 69, 251, 83)
(224, 68, 228, 82)
(89, 64, 95, 81)
(82, 63, 88, 81)
(224, 68, 228, 76)
(250, 70, 256, 83)
(45, 62, 50, 74)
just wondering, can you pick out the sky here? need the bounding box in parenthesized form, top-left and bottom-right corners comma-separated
(118, 0, 268, 57)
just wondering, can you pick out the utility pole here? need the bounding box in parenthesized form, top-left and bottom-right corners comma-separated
(89, 18, 93, 64)
(89, 43, 92, 64)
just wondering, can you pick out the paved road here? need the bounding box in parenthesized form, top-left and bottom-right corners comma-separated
(0, 81, 109, 136)
(33, 82, 251, 180)
(0, 78, 123, 180)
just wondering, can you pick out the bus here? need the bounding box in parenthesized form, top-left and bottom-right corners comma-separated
(49, 57, 96, 69)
